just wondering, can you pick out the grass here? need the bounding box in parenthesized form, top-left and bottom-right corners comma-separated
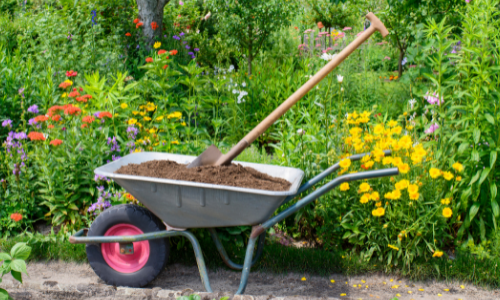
(2, 232, 500, 289)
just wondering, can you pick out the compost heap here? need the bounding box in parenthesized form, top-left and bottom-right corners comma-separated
(115, 160, 291, 191)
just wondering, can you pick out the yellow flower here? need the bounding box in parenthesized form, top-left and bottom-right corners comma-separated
(387, 120, 398, 127)
(429, 168, 442, 179)
(409, 192, 419, 200)
(167, 111, 182, 119)
(144, 116, 152, 121)
(392, 157, 403, 167)
(181, 122, 186, 126)
(340, 182, 350, 191)
(373, 124, 384, 135)
(375, 201, 382, 207)
(127, 118, 137, 125)
(132, 111, 139, 115)
(433, 250, 444, 258)
(120, 103, 128, 109)
(330, 279, 335, 283)
(61, 92, 67, 98)
(392, 189, 402, 200)
(384, 192, 393, 200)
(149, 128, 156, 134)
(441, 198, 451, 205)
(395, 180, 409, 190)
(452, 162, 464, 172)
(301, 277, 306, 281)
(391, 285, 400, 289)
(372, 207, 385, 217)
(361, 155, 371, 163)
(391, 126, 402, 135)
(359, 182, 371, 193)
(443, 171, 454, 181)
(419, 289, 424, 291)
(349, 127, 363, 137)
(134, 148, 142, 153)
(136, 122, 142, 128)
(442, 207, 452, 218)
(398, 135, 412, 149)
(460, 285, 464, 289)
(370, 191, 380, 201)
(360, 194, 370, 204)
(411, 153, 423, 164)
(408, 184, 418, 194)
(456, 176, 462, 181)
(339, 158, 351, 169)
(156, 116, 164, 121)
(363, 161, 374, 169)
(383, 224, 388, 228)
(171, 140, 180, 145)
(398, 163, 410, 174)
(382, 157, 393, 165)
(154, 41, 161, 49)
(64, 79, 73, 86)
(140, 111, 146, 116)
(340, 294, 346, 297)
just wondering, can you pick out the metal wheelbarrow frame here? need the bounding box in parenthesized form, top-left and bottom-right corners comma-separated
(70, 150, 398, 295)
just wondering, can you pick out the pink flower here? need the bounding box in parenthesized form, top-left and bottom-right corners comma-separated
(465, 0, 470, 2)
(316, 44, 321, 47)
(343, 27, 352, 31)
(179, 0, 184, 5)
(425, 123, 439, 134)
(424, 91, 444, 105)
(384, 56, 391, 60)
(356, 32, 363, 37)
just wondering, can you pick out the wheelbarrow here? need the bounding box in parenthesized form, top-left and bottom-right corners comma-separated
(70, 151, 398, 294)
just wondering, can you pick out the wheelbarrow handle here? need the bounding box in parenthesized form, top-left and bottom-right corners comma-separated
(282, 150, 392, 205)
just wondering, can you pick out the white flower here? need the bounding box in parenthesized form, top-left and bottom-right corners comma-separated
(237, 91, 248, 103)
(345, 112, 349, 118)
(297, 129, 305, 135)
(242, 82, 246, 87)
(409, 98, 417, 109)
(320, 53, 337, 61)
(228, 65, 235, 72)
(341, 87, 344, 92)
(232, 89, 238, 94)
(304, 75, 313, 78)
(203, 12, 211, 21)
(337, 75, 344, 83)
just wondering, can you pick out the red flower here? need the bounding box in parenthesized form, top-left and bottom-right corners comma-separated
(10, 213, 23, 222)
(82, 116, 95, 123)
(79, 87, 83, 92)
(48, 124, 54, 129)
(169, 49, 178, 55)
(34, 115, 49, 122)
(66, 70, 78, 77)
(98, 112, 113, 119)
(136, 22, 144, 28)
(146, 57, 153, 63)
(158, 49, 167, 55)
(51, 115, 61, 122)
(50, 139, 63, 146)
(294, 26, 298, 30)
(48, 105, 64, 117)
(133, 18, 139, 24)
(317, 22, 324, 29)
(186, 25, 191, 30)
(361, 164, 369, 170)
(125, 32, 132, 37)
(151, 22, 158, 30)
(69, 90, 81, 98)
(28, 132, 46, 141)
(163, 65, 168, 70)
(76, 97, 88, 103)
(64, 104, 81, 116)
(81, 124, 88, 129)
(83, 94, 92, 99)
(59, 81, 72, 89)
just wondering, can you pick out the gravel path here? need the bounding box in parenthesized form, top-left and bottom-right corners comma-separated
(2, 261, 499, 300)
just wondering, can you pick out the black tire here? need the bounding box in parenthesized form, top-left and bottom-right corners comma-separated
(86, 204, 169, 287)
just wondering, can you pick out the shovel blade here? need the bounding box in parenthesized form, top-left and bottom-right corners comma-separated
(186, 145, 223, 168)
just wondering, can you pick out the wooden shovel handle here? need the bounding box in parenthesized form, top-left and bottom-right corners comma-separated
(217, 13, 388, 165)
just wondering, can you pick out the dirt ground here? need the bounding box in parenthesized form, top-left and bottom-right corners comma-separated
(3, 261, 500, 300)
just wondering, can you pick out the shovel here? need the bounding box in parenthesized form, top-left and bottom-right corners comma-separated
(187, 12, 389, 169)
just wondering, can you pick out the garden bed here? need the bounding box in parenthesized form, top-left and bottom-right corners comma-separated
(115, 160, 291, 191)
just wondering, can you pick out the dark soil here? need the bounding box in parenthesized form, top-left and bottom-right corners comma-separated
(115, 160, 291, 191)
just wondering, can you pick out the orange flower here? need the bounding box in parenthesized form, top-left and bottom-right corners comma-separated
(158, 49, 167, 55)
(76, 97, 88, 103)
(51, 115, 61, 122)
(50, 139, 63, 146)
(125, 32, 132, 37)
(28, 132, 46, 141)
(69, 90, 81, 98)
(81, 124, 88, 129)
(83, 94, 92, 100)
(294, 26, 298, 30)
(169, 49, 178, 55)
(146, 57, 153, 63)
(317, 22, 324, 29)
(66, 70, 78, 77)
(64, 104, 81, 116)
(82, 116, 95, 123)
(98, 111, 113, 119)
(133, 18, 139, 24)
(125, 193, 135, 200)
(163, 64, 168, 70)
(48, 124, 54, 129)
(59, 81, 72, 89)
(136, 22, 143, 28)
(34, 115, 49, 122)
(10, 213, 23, 222)
(151, 21, 158, 30)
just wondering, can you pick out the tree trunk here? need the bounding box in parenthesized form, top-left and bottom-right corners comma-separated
(398, 47, 405, 78)
(136, 0, 170, 47)
(247, 54, 253, 76)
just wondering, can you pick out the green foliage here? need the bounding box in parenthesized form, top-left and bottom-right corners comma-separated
(306, 0, 357, 29)
(0, 242, 31, 300)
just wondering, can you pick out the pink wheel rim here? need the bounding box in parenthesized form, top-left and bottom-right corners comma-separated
(101, 224, 150, 273)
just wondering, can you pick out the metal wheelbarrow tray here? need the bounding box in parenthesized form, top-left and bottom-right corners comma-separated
(94, 152, 305, 228)
(70, 150, 398, 294)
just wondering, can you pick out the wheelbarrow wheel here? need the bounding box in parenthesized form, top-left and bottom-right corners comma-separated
(86, 204, 169, 287)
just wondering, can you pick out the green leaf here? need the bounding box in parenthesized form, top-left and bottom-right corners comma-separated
(491, 200, 499, 218)
(469, 170, 481, 186)
(492, 182, 498, 200)
(479, 167, 490, 185)
(485, 113, 495, 125)
(473, 128, 481, 144)
(0, 288, 10, 300)
(10, 243, 31, 260)
(10, 259, 27, 274)
(491, 151, 497, 169)
(470, 203, 481, 222)
(0, 253, 11, 261)
(10, 270, 22, 284)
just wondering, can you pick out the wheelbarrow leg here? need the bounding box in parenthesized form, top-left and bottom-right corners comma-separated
(209, 228, 265, 270)
(234, 233, 260, 295)
(179, 231, 213, 293)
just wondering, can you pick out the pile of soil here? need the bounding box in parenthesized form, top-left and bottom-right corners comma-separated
(115, 160, 291, 191)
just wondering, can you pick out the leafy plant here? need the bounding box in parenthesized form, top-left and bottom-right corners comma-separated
(0, 242, 31, 300)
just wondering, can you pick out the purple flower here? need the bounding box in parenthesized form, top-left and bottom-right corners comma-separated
(18, 88, 25, 98)
(14, 132, 27, 140)
(136, 45, 140, 49)
(424, 91, 444, 105)
(191, 55, 196, 59)
(97, 186, 105, 192)
(28, 118, 37, 126)
(173, 35, 180, 40)
(180, 32, 185, 36)
(185, 45, 190, 49)
(2, 119, 12, 128)
(194, 48, 199, 52)
(188, 52, 194, 55)
(62, 127, 66, 131)
(425, 123, 439, 134)
(93, 111, 101, 118)
(127, 125, 139, 139)
(27, 104, 38, 114)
